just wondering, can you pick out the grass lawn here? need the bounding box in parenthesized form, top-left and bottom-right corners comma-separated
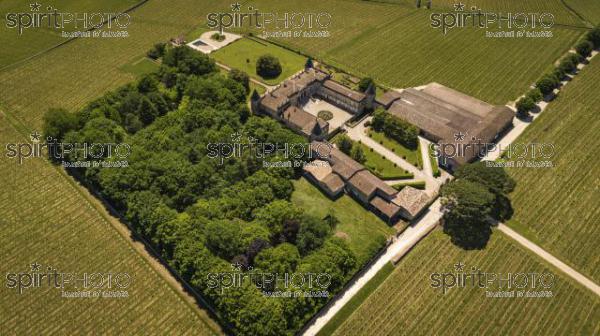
(332, 230, 600, 336)
(317, 262, 395, 336)
(119, 56, 160, 76)
(428, 144, 441, 177)
(367, 129, 422, 169)
(358, 142, 414, 180)
(291, 178, 396, 265)
(210, 37, 306, 85)
(506, 55, 600, 284)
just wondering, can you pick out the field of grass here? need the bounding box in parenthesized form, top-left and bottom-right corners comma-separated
(506, 56, 600, 284)
(291, 178, 396, 265)
(367, 130, 422, 169)
(119, 56, 160, 76)
(211, 37, 306, 85)
(332, 230, 600, 336)
(565, 0, 600, 25)
(0, 113, 221, 335)
(0, 0, 142, 69)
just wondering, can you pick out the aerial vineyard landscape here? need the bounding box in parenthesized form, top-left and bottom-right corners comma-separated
(1, 0, 598, 335)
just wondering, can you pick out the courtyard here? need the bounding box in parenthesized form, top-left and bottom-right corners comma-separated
(302, 98, 353, 131)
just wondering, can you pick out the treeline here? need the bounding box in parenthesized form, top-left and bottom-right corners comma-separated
(43, 46, 359, 335)
(517, 25, 600, 118)
(370, 107, 419, 149)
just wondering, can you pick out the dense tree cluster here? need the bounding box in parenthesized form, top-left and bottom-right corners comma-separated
(371, 108, 419, 149)
(43, 46, 360, 335)
(441, 162, 515, 249)
(256, 54, 282, 78)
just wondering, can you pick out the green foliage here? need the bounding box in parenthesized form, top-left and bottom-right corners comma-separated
(575, 40, 593, 58)
(146, 42, 167, 59)
(382, 115, 419, 149)
(371, 108, 386, 131)
(228, 68, 250, 93)
(254, 243, 301, 275)
(357, 77, 374, 92)
(525, 88, 543, 103)
(585, 26, 600, 48)
(515, 96, 535, 118)
(42, 108, 78, 142)
(440, 179, 495, 249)
(350, 144, 367, 164)
(46, 54, 357, 336)
(454, 162, 515, 221)
(256, 54, 282, 78)
(335, 134, 354, 155)
(297, 215, 332, 255)
(536, 73, 560, 95)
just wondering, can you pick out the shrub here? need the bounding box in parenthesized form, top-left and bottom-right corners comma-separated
(256, 54, 282, 78)
(516, 97, 535, 119)
(536, 74, 559, 95)
(525, 88, 543, 103)
(210, 33, 225, 42)
(146, 42, 166, 59)
(584, 26, 600, 48)
(575, 40, 593, 58)
(358, 77, 374, 92)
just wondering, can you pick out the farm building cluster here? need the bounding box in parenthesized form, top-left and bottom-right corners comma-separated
(305, 142, 431, 223)
(251, 66, 513, 223)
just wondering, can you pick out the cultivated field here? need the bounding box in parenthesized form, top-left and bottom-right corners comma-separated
(506, 56, 600, 284)
(292, 178, 396, 265)
(0, 113, 221, 335)
(249, 0, 584, 104)
(0, 0, 226, 130)
(371, 0, 586, 26)
(0, 0, 585, 130)
(332, 230, 600, 336)
(565, 0, 600, 25)
(0, 0, 141, 69)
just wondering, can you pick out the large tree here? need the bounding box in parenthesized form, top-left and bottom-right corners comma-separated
(256, 54, 282, 78)
(440, 179, 495, 249)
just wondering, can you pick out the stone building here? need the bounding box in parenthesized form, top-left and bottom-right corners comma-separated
(304, 141, 431, 223)
(251, 67, 375, 140)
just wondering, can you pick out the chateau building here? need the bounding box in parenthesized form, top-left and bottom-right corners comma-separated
(251, 67, 375, 140)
